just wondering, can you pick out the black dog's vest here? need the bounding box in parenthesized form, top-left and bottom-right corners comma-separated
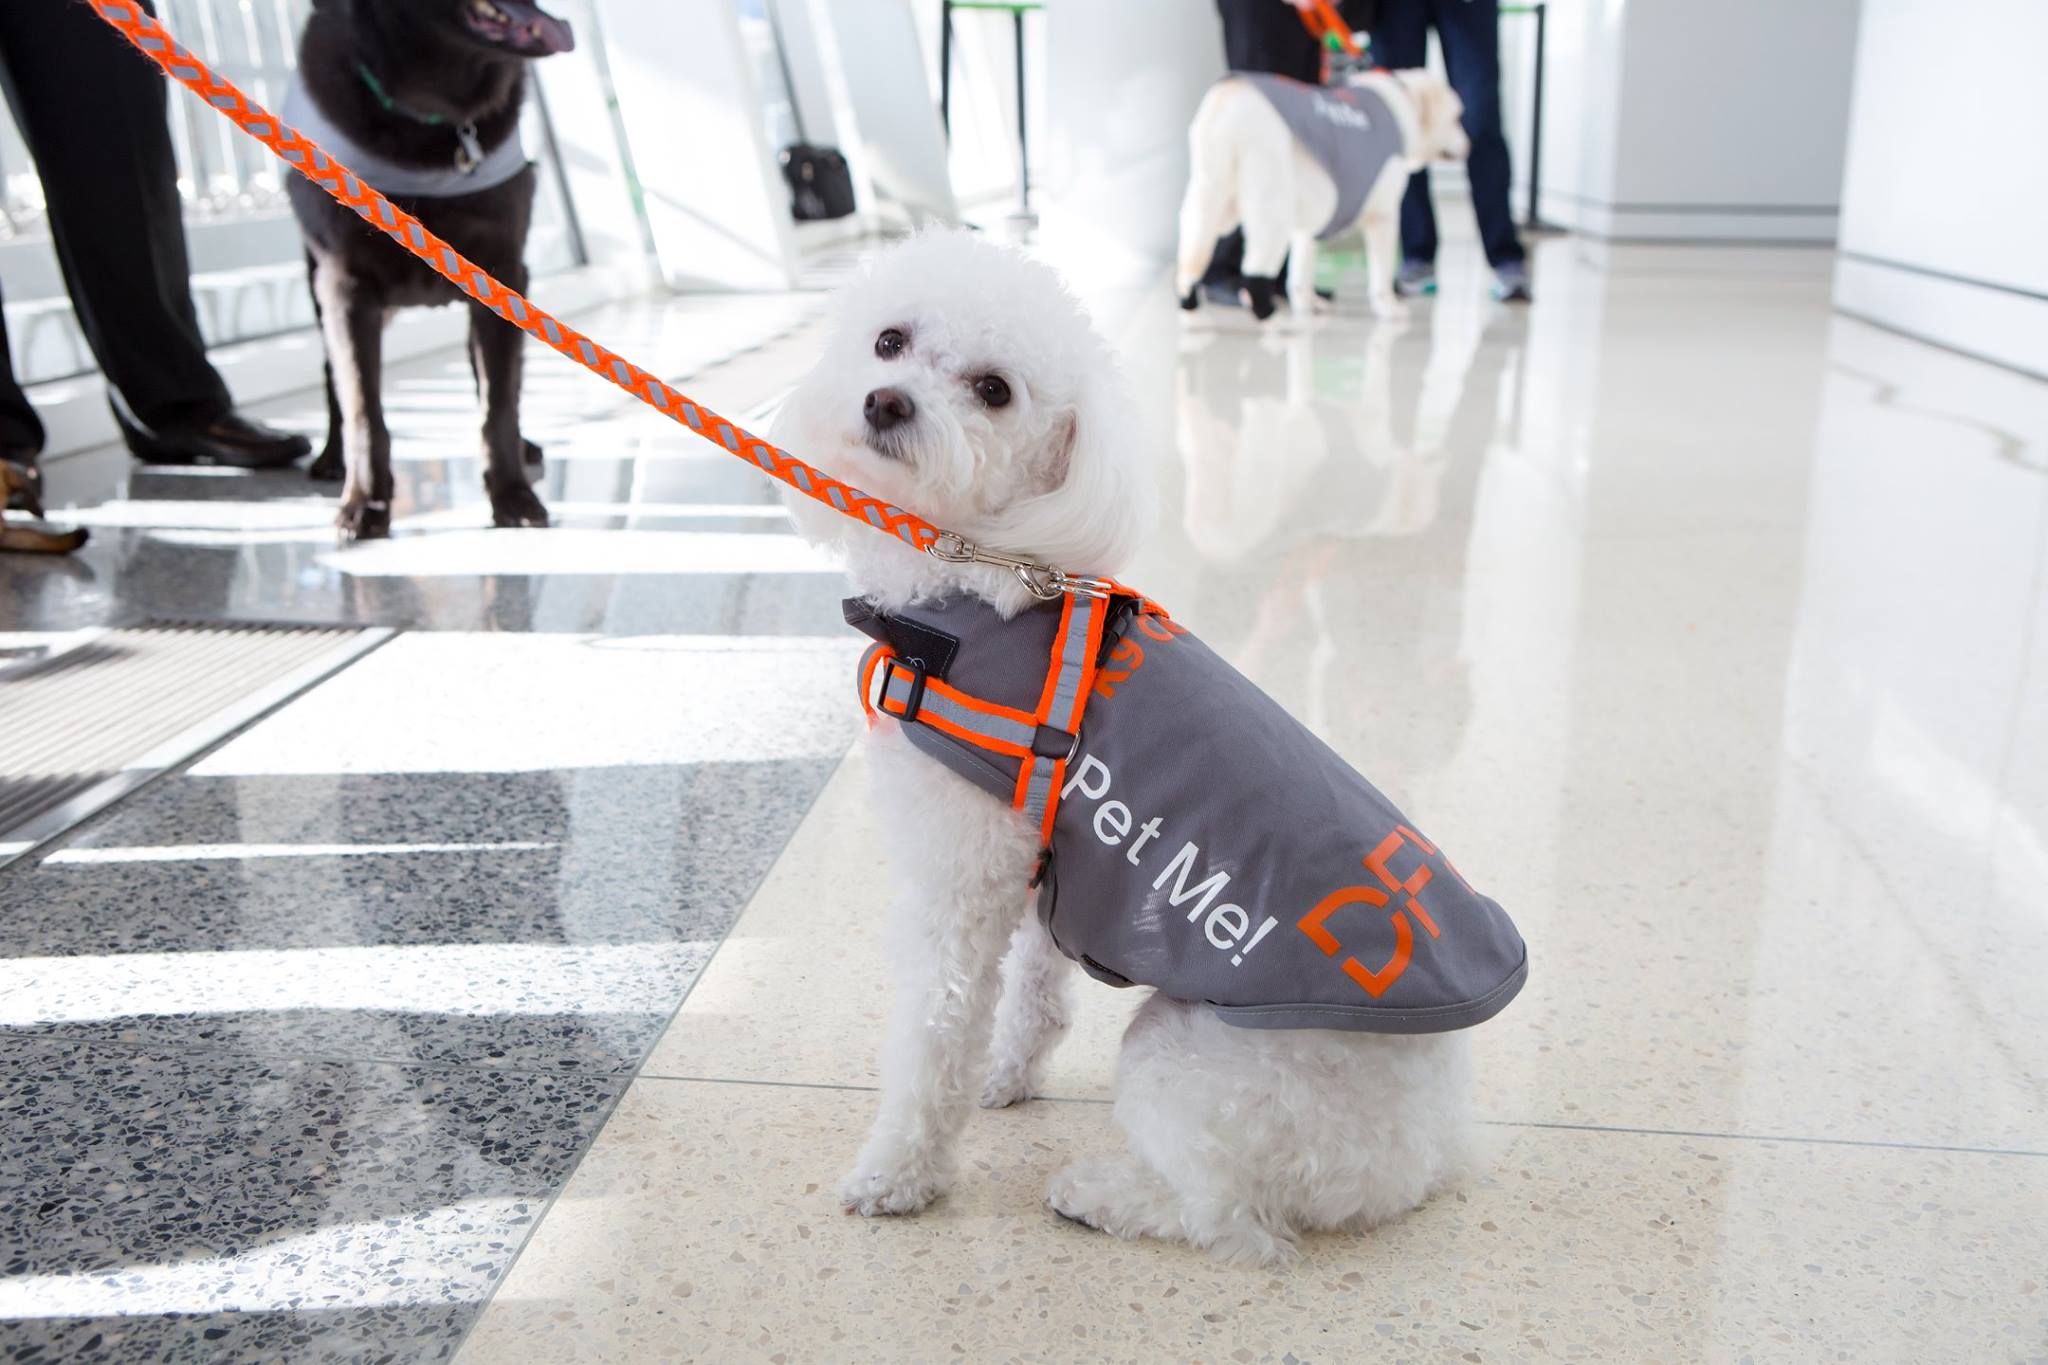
(848, 590, 1526, 1034)
(283, 74, 528, 198)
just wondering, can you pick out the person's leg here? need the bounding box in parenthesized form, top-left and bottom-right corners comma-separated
(0, 280, 50, 511)
(1203, 229, 1247, 288)
(1368, 0, 1438, 268)
(1431, 0, 1525, 270)
(0, 281, 46, 460)
(0, 0, 230, 430)
(1215, 0, 1324, 83)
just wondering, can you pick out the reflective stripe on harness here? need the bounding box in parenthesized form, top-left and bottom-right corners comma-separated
(1014, 592, 1111, 842)
(881, 666, 1038, 757)
(861, 593, 1115, 848)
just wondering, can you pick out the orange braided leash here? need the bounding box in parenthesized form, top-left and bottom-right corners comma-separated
(1298, 0, 1362, 58)
(83, 0, 940, 553)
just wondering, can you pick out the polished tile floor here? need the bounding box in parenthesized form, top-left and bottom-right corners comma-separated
(4, 228, 2047, 1363)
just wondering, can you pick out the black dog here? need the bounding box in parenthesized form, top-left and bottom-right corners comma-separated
(288, 0, 573, 540)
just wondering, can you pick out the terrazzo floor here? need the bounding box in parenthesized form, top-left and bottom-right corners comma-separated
(465, 234, 2048, 1361)
(1, 288, 864, 1362)
(5, 224, 2048, 1363)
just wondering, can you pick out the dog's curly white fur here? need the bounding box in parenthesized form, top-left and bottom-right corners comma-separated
(773, 232, 1474, 1265)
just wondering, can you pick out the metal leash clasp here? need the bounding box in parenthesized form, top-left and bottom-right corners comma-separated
(927, 533, 1114, 602)
(454, 121, 483, 175)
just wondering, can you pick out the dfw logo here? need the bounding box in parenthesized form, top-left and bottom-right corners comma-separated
(1061, 758, 1469, 998)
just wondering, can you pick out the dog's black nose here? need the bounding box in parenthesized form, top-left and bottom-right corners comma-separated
(864, 387, 915, 432)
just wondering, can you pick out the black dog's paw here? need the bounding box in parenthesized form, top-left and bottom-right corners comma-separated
(335, 498, 391, 542)
(522, 438, 544, 469)
(308, 444, 344, 482)
(484, 471, 549, 529)
(1241, 276, 1279, 321)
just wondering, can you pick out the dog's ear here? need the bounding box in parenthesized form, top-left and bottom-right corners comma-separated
(1043, 411, 1081, 493)
(997, 370, 1156, 575)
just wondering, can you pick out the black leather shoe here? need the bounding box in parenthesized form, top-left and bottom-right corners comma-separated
(2, 451, 38, 512)
(115, 401, 311, 469)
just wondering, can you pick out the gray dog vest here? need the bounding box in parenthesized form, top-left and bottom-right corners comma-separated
(847, 590, 1526, 1033)
(283, 73, 529, 198)
(1235, 73, 1405, 239)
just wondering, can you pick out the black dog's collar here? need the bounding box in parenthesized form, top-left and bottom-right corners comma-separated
(355, 64, 484, 173)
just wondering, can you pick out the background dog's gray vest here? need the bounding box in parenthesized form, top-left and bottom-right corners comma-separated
(1236, 73, 1405, 239)
(849, 593, 1526, 1034)
(284, 74, 529, 198)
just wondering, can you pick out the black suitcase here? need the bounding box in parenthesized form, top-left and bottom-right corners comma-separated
(768, 5, 856, 221)
(780, 143, 856, 221)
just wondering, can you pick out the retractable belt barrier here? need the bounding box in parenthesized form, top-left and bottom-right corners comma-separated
(83, 0, 1116, 600)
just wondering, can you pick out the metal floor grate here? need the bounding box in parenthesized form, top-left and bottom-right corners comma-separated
(0, 622, 389, 863)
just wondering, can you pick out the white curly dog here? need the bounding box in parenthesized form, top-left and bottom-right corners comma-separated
(772, 232, 1473, 1266)
(1176, 68, 1470, 322)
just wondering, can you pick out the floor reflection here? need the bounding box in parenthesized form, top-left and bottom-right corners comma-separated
(3, 294, 833, 637)
(1168, 310, 1525, 779)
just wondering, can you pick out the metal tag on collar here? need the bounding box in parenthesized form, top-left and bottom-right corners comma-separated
(455, 122, 483, 175)
(926, 533, 1113, 601)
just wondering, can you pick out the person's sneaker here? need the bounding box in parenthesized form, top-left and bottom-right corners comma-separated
(1492, 261, 1533, 303)
(1393, 260, 1438, 297)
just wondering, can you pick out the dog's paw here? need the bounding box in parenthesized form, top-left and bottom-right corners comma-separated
(1200, 1221, 1301, 1268)
(1044, 1163, 1107, 1229)
(307, 445, 344, 482)
(484, 471, 550, 529)
(837, 1163, 944, 1217)
(1370, 296, 1411, 324)
(335, 498, 391, 542)
(979, 1067, 1033, 1110)
(1044, 1156, 1164, 1241)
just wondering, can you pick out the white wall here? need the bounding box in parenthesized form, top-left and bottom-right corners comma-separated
(1832, 0, 2048, 379)
(1505, 0, 1860, 242)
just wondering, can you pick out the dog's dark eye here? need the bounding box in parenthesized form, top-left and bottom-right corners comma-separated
(875, 328, 906, 360)
(973, 374, 1011, 408)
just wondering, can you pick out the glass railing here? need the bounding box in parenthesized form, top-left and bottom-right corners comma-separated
(0, 0, 584, 386)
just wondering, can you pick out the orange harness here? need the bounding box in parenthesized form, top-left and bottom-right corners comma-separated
(857, 589, 1120, 847)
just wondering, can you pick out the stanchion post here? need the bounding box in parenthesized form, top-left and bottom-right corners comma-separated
(1526, 0, 1548, 229)
(1013, 5, 1029, 215)
(940, 0, 954, 140)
